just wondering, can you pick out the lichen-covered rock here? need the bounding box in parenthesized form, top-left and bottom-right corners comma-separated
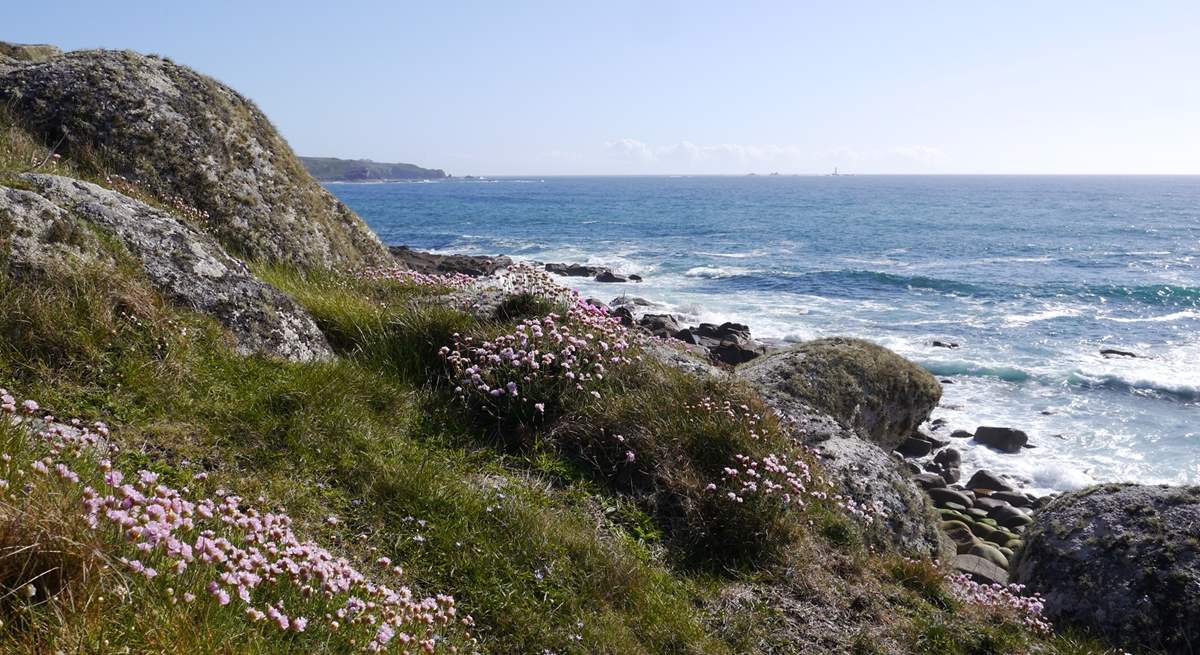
(0, 47, 390, 269)
(4, 174, 332, 362)
(1013, 483, 1200, 653)
(738, 337, 942, 449)
(744, 365, 947, 558)
(0, 184, 109, 274)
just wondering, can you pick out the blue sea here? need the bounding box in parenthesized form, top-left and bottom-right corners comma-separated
(329, 176, 1200, 494)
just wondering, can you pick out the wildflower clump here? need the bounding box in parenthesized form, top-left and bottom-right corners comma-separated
(947, 573, 1053, 636)
(357, 267, 475, 292)
(442, 298, 635, 434)
(0, 389, 475, 653)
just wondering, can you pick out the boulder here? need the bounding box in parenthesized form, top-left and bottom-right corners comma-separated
(987, 504, 1032, 530)
(5, 174, 332, 362)
(1, 48, 390, 268)
(895, 435, 933, 458)
(738, 337, 942, 450)
(931, 340, 959, 349)
(953, 554, 1008, 585)
(912, 473, 946, 490)
(638, 313, 682, 338)
(545, 262, 606, 277)
(387, 245, 511, 276)
(968, 542, 1009, 570)
(676, 322, 765, 366)
(628, 274, 643, 282)
(611, 306, 635, 327)
(989, 490, 1034, 508)
(950, 429, 973, 439)
(927, 487, 973, 509)
(610, 296, 652, 307)
(927, 447, 962, 484)
(1100, 348, 1139, 358)
(974, 426, 1028, 453)
(594, 271, 628, 283)
(965, 469, 1014, 492)
(1014, 484, 1200, 653)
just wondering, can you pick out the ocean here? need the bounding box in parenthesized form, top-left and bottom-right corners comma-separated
(328, 175, 1200, 494)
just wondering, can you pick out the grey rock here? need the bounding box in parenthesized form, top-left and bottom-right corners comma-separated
(1, 48, 389, 268)
(11, 174, 332, 362)
(638, 313, 682, 338)
(895, 435, 933, 458)
(966, 469, 1014, 492)
(388, 245, 510, 276)
(1014, 484, 1200, 653)
(545, 262, 607, 277)
(676, 322, 766, 366)
(928, 487, 973, 509)
(0, 184, 110, 274)
(594, 270, 628, 283)
(990, 490, 1034, 508)
(738, 337, 942, 450)
(953, 554, 1008, 585)
(974, 426, 1028, 453)
(912, 473, 947, 490)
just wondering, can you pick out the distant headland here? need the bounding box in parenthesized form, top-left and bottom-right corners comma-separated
(299, 155, 447, 182)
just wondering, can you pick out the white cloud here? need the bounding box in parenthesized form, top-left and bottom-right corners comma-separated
(605, 138, 949, 173)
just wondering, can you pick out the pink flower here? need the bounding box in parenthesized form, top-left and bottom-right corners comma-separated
(21, 399, 39, 414)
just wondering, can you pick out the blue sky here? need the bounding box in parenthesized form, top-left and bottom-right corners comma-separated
(6, 1, 1199, 175)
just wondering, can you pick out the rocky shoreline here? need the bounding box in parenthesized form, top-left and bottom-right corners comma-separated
(386, 247, 1189, 592)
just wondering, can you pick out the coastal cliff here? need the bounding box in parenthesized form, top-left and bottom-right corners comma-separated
(0, 42, 1192, 655)
(300, 156, 448, 182)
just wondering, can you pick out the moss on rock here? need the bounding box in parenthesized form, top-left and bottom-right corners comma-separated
(0, 47, 391, 269)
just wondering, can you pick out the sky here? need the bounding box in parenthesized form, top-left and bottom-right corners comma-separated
(6, 1, 1200, 175)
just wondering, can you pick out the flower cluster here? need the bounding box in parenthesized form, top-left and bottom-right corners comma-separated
(714, 452, 816, 505)
(358, 267, 475, 291)
(103, 173, 211, 224)
(491, 264, 579, 307)
(442, 298, 634, 423)
(0, 388, 474, 652)
(947, 573, 1052, 635)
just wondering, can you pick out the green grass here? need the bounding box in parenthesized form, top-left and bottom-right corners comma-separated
(0, 141, 1126, 652)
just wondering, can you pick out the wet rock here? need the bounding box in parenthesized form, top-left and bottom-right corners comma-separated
(966, 469, 1014, 492)
(912, 473, 946, 490)
(545, 262, 606, 277)
(594, 270, 629, 283)
(896, 436, 933, 458)
(611, 306, 635, 326)
(1014, 484, 1200, 653)
(638, 314, 682, 338)
(989, 491, 1034, 508)
(677, 322, 765, 366)
(610, 296, 652, 307)
(1100, 348, 1139, 358)
(974, 426, 1028, 453)
(950, 429, 974, 439)
(928, 487, 973, 509)
(388, 245, 511, 276)
(931, 340, 960, 349)
(628, 274, 643, 282)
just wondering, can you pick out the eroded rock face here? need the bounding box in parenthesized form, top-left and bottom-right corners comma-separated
(5, 174, 332, 362)
(1014, 484, 1200, 653)
(0, 48, 389, 269)
(738, 337, 942, 450)
(0, 42, 62, 64)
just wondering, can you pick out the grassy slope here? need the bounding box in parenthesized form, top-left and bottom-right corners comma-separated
(0, 120, 1121, 654)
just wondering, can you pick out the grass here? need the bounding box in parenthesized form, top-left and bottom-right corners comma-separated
(0, 120, 1127, 652)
